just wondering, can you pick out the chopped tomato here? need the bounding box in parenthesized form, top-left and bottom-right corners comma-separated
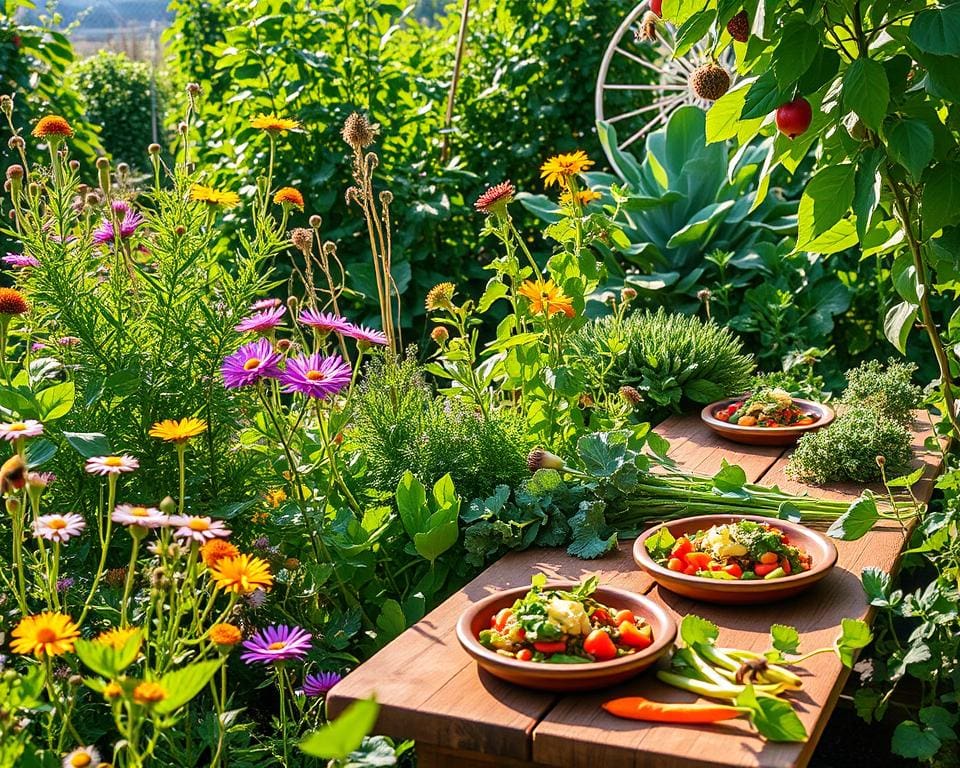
(670, 537, 693, 560)
(516, 648, 533, 662)
(722, 563, 743, 578)
(584, 629, 618, 661)
(780, 558, 792, 575)
(591, 608, 612, 625)
(683, 565, 698, 576)
(613, 609, 635, 626)
(685, 552, 712, 569)
(666, 557, 684, 572)
(754, 563, 779, 577)
(715, 411, 730, 422)
(533, 640, 567, 654)
(618, 621, 653, 649)
(493, 608, 512, 632)
(759, 551, 779, 565)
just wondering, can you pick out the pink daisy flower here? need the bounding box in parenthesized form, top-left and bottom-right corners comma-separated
(3, 253, 39, 268)
(234, 306, 286, 334)
(221, 338, 282, 389)
(344, 324, 388, 347)
(85, 455, 139, 476)
(298, 309, 353, 335)
(31, 342, 47, 352)
(33, 512, 85, 542)
(112, 503, 167, 529)
(169, 515, 231, 543)
(280, 353, 352, 399)
(0, 420, 43, 441)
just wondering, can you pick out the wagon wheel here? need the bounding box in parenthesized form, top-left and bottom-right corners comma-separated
(595, 1, 733, 181)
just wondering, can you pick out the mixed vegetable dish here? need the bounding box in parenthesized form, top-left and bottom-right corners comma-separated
(646, 519, 813, 581)
(713, 388, 819, 428)
(478, 575, 654, 663)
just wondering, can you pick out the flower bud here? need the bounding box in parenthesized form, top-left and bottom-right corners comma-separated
(621, 287, 637, 303)
(159, 495, 176, 515)
(431, 326, 449, 345)
(287, 295, 298, 311)
(526, 448, 565, 473)
(379, 190, 393, 205)
(7, 136, 24, 151)
(619, 385, 643, 406)
(697, 288, 712, 302)
(68, 159, 80, 172)
(5, 497, 19, 514)
(876, 455, 886, 467)
(0, 95, 13, 118)
(177, 122, 188, 135)
(186, 82, 202, 96)
(284, 557, 300, 570)
(276, 338, 292, 352)
(174, 225, 186, 236)
(68, 674, 83, 687)
(6, 165, 24, 181)
(309, 214, 322, 229)
(148, 143, 161, 155)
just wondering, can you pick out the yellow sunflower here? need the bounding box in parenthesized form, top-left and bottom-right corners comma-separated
(148, 417, 207, 444)
(96, 626, 141, 652)
(209, 554, 273, 594)
(10, 612, 80, 657)
(560, 188, 602, 207)
(540, 150, 594, 188)
(251, 115, 301, 134)
(518, 279, 575, 318)
(190, 184, 240, 208)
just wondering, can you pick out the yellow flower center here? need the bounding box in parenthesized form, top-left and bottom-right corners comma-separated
(132, 507, 149, 516)
(8, 423, 25, 431)
(305, 370, 326, 381)
(267, 641, 287, 651)
(36, 627, 58, 643)
(188, 518, 210, 531)
(104, 457, 123, 467)
(48, 518, 67, 530)
(70, 754, 92, 768)
(243, 357, 261, 371)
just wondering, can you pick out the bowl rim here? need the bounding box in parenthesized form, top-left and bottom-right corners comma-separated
(700, 396, 835, 434)
(633, 514, 839, 590)
(455, 582, 677, 674)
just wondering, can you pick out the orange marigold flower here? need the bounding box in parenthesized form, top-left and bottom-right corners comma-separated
(132, 681, 167, 706)
(518, 279, 575, 318)
(264, 488, 287, 508)
(209, 553, 273, 594)
(273, 187, 304, 210)
(540, 150, 593, 188)
(32, 115, 73, 140)
(103, 681, 124, 699)
(209, 622, 243, 648)
(250, 115, 301, 134)
(560, 188, 602, 207)
(0, 287, 28, 315)
(201, 538, 240, 568)
(10, 612, 80, 657)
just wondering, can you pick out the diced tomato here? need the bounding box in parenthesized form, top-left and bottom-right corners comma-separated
(618, 621, 653, 649)
(533, 640, 567, 654)
(754, 563, 779, 577)
(516, 648, 533, 662)
(683, 565, 698, 576)
(780, 558, 792, 575)
(584, 629, 618, 661)
(670, 537, 693, 560)
(685, 552, 712, 569)
(722, 563, 743, 578)
(666, 557, 684, 572)
(493, 608, 512, 632)
(613, 609, 635, 626)
(592, 608, 612, 625)
(715, 411, 730, 422)
(759, 551, 779, 565)
(795, 417, 814, 426)
(516, 628, 526, 641)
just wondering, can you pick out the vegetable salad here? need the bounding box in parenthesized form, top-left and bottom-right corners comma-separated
(714, 388, 819, 428)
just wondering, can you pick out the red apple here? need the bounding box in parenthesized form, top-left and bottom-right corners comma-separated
(775, 97, 813, 139)
(650, 0, 663, 17)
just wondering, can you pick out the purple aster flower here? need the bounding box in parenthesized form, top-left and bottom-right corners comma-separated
(3, 253, 39, 268)
(250, 298, 283, 312)
(344, 323, 388, 347)
(221, 338, 282, 389)
(92, 209, 144, 244)
(112, 200, 131, 215)
(303, 671, 342, 697)
(245, 588, 268, 608)
(55, 576, 74, 593)
(252, 536, 271, 550)
(31, 342, 46, 352)
(298, 309, 353, 335)
(280, 353, 351, 399)
(240, 624, 312, 664)
(235, 305, 286, 334)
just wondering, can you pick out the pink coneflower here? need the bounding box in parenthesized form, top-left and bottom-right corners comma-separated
(0, 420, 43, 441)
(303, 671, 342, 697)
(27, 471, 55, 489)
(85, 455, 139, 476)
(221, 338, 282, 389)
(31, 342, 47, 352)
(280, 353, 351, 399)
(33, 513, 85, 543)
(250, 298, 283, 312)
(234, 306, 286, 334)
(474, 180, 516, 215)
(169, 515, 231, 543)
(112, 503, 166, 529)
(298, 309, 353, 335)
(344, 324, 388, 347)
(240, 624, 311, 664)
(3, 253, 39, 268)
(92, 209, 144, 244)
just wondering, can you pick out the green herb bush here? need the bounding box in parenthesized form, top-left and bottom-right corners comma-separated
(841, 359, 922, 427)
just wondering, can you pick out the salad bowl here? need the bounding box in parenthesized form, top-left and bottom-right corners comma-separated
(456, 581, 676, 692)
(701, 394, 834, 446)
(634, 514, 838, 605)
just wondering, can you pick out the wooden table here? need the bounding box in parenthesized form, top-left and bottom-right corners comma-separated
(328, 412, 945, 768)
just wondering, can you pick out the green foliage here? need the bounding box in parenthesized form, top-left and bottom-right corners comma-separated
(570, 307, 755, 417)
(841, 358, 922, 426)
(67, 52, 169, 169)
(352, 352, 530, 501)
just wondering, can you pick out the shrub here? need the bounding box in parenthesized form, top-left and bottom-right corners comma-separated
(841, 359, 922, 427)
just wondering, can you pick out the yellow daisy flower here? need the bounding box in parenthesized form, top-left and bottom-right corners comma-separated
(518, 279, 576, 319)
(540, 150, 594, 188)
(560, 188, 602, 207)
(209, 554, 274, 594)
(132, 681, 167, 706)
(190, 184, 240, 208)
(425, 282, 456, 312)
(148, 417, 207, 444)
(95, 626, 140, 651)
(251, 115, 301, 134)
(11, 612, 80, 657)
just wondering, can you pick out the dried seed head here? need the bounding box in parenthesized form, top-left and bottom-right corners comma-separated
(7, 136, 24, 151)
(174, 225, 186, 236)
(5, 165, 24, 181)
(0, 95, 12, 117)
(276, 338, 293, 352)
(379, 190, 393, 205)
(309, 214, 322, 229)
(322, 241, 337, 257)
(621, 286, 637, 303)
(68, 159, 80, 172)
(341, 112, 379, 150)
(726, 11, 750, 43)
(697, 288, 712, 302)
(186, 82, 202, 96)
(148, 143, 161, 155)
(290, 227, 313, 255)
(95, 156, 110, 170)
(619, 385, 643, 406)
(526, 448, 565, 473)
(689, 63, 731, 101)
(637, 11, 659, 42)
(431, 326, 449, 345)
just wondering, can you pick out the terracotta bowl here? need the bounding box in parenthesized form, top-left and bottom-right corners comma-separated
(633, 514, 838, 606)
(456, 583, 676, 692)
(701, 397, 834, 446)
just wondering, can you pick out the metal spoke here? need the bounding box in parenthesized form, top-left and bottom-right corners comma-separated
(620, 107, 674, 150)
(614, 46, 665, 73)
(607, 99, 678, 124)
(603, 83, 688, 91)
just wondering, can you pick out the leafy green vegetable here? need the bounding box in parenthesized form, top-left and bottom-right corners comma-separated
(736, 685, 808, 743)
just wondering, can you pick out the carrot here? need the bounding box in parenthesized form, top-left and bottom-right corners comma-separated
(602, 697, 746, 723)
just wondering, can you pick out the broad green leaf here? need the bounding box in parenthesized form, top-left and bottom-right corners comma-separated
(666, 201, 735, 247)
(884, 466, 925, 488)
(796, 164, 856, 249)
(884, 301, 918, 354)
(835, 618, 873, 667)
(827, 494, 880, 540)
(770, 624, 800, 655)
(737, 685, 808, 742)
(566, 500, 617, 559)
(25, 438, 57, 468)
(891, 721, 941, 760)
(674, 10, 716, 58)
(891, 252, 924, 305)
(885, 119, 934, 180)
(853, 149, 883, 242)
(36, 381, 75, 421)
(577, 431, 629, 477)
(910, 5, 960, 56)
(680, 615, 719, 647)
(772, 21, 820, 86)
(644, 527, 676, 560)
(713, 460, 747, 492)
(861, 567, 891, 607)
(155, 659, 222, 714)
(741, 70, 786, 121)
(705, 82, 749, 143)
(622, 191, 685, 210)
(63, 432, 112, 458)
(375, 599, 406, 641)
(431, 473, 458, 514)
(396, 471, 428, 537)
(919, 706, 959, 743)
(842, 59, 889, 131)
(414, 521, 459, 564)
(922, 162, 960, 236)
(300, 699, 380, 759)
